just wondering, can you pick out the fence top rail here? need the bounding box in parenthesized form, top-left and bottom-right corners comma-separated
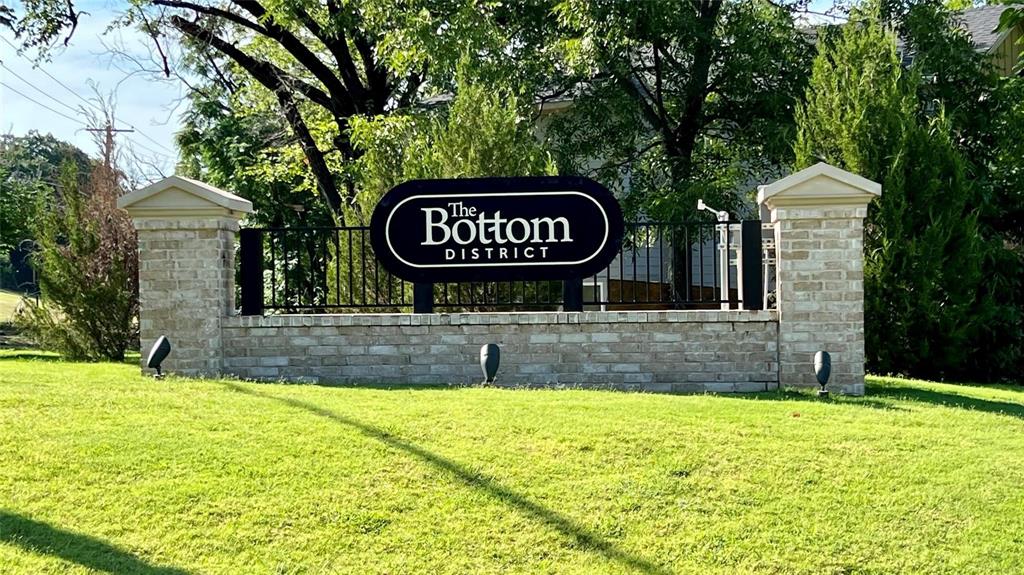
(246, 219, 755, 233)
(255, 226, 371, 232)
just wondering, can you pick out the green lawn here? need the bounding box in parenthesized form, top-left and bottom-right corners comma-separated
(1, 353, 1023, 574)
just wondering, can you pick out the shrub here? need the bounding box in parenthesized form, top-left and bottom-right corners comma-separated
(16, 161, 139, 361)
(794, 8, 1002, 380)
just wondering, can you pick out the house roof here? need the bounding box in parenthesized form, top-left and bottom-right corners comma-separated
(961, 4, 1011, 52)
(893, 5, 1013, 68)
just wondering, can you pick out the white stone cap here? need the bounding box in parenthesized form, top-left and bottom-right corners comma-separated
(117, 175, 254, 217)
(757, 162, 881, 210)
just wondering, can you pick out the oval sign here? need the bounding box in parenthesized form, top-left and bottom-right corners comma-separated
(370, 177, 624, 282)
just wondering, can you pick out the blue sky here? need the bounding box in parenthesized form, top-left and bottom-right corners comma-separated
(1, 0, 839, 182)
(1, 0, 181, 180)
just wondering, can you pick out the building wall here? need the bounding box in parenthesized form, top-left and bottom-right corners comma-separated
(993, 25, 1022, 76)
(598, 233, 738, 288)
(222, 310, 779, 392)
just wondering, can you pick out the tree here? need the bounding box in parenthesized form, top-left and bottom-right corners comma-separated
(883, 0, 1024, 377)
(550, 0, 814, 218)
(4, 0, 560, 225)
(0, 132, 93, 293)
(330, 70, 557, 309)
(0, 132, 92, 258)
(547, 0, 813, 302)
(794, 6, 1004, 380)
(349, 69, 556, 213)
(17, 136, 139, 361)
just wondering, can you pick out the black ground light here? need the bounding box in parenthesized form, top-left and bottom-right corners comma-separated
(814, 350, 831, 397)
(480, 343, 500, 384)
(147, 336, 171, 379)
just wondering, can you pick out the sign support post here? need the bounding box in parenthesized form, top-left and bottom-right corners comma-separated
(740, 220, 763, 311)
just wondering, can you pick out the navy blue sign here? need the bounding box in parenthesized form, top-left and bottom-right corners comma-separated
(370, 177, 624, 282)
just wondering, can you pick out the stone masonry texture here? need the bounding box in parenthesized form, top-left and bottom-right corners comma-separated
(773, 206, 867, 395)
(127, 168, 874, 395)
(221, 310, 780, 392)
(135, 216, 239, 376)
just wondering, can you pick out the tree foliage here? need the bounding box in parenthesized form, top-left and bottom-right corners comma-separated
(549, 0, 814, 220)
(3, 0, 561, 224)
(16, 155, 139, 361)
(350, 70, 556, 213)
(885, 0, 1024, 377)
(0, 132, 92, 257)
(795, 6, 1017, 380)
(326, 71, 557, 309)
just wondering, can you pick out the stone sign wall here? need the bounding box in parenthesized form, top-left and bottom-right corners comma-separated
(119, 163, 880, 395)
(221, 310, 778, 391)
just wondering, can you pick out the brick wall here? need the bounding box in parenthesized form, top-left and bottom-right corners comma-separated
(135, 216, 239, 376)
(773, 206, 867, 395)
(124, 165, 877, 395)
(222, 310, 779, 392)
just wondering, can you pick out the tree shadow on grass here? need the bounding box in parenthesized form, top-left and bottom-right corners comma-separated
(0, 350, 63, 362)
(867, 385, 1024, 420)
(0, 510, 191, 574)
(723, 388, 908, 412)
(220, 381, 673, 575)
(0, 349, 141, 365)
(731, 384, 1024, 420)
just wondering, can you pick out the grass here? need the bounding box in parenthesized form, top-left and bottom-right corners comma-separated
(1, 352, 1023, 574)
(0, 289, 27, 323)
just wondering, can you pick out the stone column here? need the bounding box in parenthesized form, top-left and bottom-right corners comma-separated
(757, 163, 881, 395)
(117, 176, 253, 376)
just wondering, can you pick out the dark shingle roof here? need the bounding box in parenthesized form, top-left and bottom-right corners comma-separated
(961, 4, 1012, 51)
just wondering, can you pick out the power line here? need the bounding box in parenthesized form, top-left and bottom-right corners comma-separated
(0, 81, 88, 126)
(124, 135, 175, 161)
(0, 61, 83, 116)
(124, 122, 176, 155)
(2, 35, 98, 112)
(2, 35, 177, 155)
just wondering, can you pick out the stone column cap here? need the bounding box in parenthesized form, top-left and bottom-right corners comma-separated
(757, 162, 881, 210)
(117, 175, 254, 218)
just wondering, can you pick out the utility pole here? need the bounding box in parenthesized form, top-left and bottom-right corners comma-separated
(86, 124, 134, 170)
(86, 123, 133, 203)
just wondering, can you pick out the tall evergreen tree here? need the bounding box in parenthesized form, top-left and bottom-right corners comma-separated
(794, 10, 997, 380)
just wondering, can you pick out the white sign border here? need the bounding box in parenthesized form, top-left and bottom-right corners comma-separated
(384, 191, 610, 269)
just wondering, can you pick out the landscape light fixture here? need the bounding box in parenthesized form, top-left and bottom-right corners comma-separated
(480, 343, 500, 385)
(696, 199, 730, 222)
(147, 335, 172, 379)
(814, 350, 831, 398)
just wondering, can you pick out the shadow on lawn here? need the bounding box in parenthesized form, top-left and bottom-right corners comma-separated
(736, 384, 1024, 419)
(0, 511, 191, 574)
(868, 385, 1024, 420)
(221, 381, 672, 575)
(0, 349, 141, 365)
(727, 388, 907, 412)
(0, 350, 63, 362)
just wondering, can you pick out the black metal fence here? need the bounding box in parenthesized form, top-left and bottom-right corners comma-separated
(238, 220, 764, 314)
